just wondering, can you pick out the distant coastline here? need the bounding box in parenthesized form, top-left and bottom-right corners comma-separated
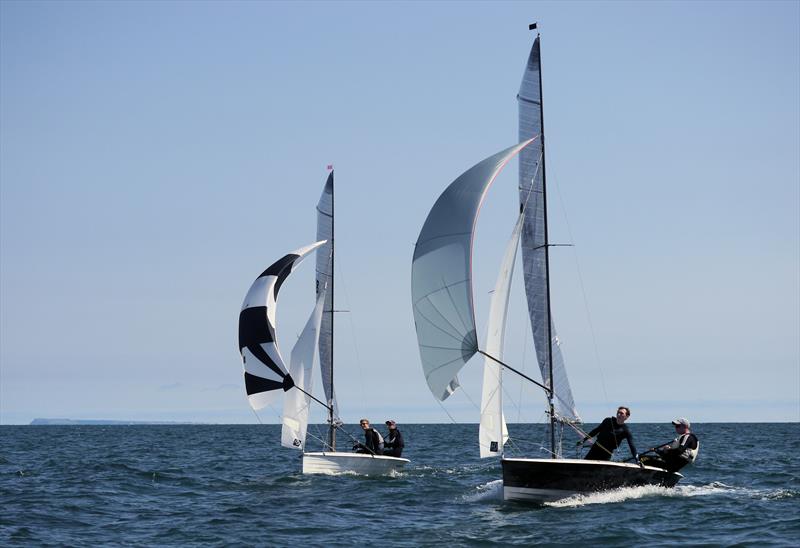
(29, 418, 194, 425)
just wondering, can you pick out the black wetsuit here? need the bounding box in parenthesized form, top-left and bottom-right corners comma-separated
(383, 428, 404, 457)
(354, 428, 383, 454)
(584, 417, 637, 461)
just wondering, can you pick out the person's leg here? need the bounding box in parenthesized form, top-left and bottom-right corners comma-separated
(584, 445, 611, 461)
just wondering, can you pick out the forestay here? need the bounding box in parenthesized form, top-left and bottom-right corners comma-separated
(315, 172, 339, 419)
(411, 140, 533, 401)
(479, 213, 523, 458)
(281, 286, 327, 450)
(518, 36, 580, 422)
(238, 241, 326, 410)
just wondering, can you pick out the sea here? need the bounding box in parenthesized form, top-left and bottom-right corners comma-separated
(1, 422, 798, 546)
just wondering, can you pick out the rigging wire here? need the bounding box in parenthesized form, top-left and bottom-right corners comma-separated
(435, 399, 459, 425)
(460, 385, 482, 416)
(251, 407, 265, 425)
(334, 254, 368, 418)
(514, 151, 557, 423)
(549, 166, 610, 406)
(503, 411, 553, 458)
(517, 302, 528, 424)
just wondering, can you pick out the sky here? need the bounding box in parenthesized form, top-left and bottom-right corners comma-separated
(1, 1, 798, 425)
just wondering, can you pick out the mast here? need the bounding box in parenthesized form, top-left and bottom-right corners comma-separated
(328, 169, 336, 451)
(533, 27, 557, 458)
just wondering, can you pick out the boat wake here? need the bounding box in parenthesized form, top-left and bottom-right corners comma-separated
(462, 479, 503, 502)
(545, 485, 674, 507)
(545, 481, 797, 507)
(675, 482, 797, 501)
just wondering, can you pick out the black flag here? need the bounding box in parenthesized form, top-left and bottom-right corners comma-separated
(529, 22, 537, 30)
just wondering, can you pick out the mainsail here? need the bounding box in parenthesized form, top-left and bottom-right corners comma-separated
(518, 36, 580, 422)
(479, 213, 523, 458)
(238, 241, 326, 410)
(411, 140, 533, 401)
(281, 286, 327, 450)
(316, 171, 339, 420)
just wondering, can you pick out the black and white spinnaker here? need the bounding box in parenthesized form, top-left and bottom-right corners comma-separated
(239, 171, 409, 475)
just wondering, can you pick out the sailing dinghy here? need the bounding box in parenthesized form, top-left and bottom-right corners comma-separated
(239, 171, 409, 475)
(411, 28, 681, 503)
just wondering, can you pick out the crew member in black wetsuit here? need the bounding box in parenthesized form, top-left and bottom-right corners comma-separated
(353, 419, 384, 454)
(578, 406, 638, 462)
(382, 420, 404, 457)
(642, 418, 699, 473)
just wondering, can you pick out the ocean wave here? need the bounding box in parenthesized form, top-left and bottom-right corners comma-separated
(676, 482, 797, 500)
(461, 479, 503, 502)
(544, 481, 798, 507)
(545, 484, 673, 507)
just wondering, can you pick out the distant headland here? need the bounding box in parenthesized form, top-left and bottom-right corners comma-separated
(30, 418, 193, 425)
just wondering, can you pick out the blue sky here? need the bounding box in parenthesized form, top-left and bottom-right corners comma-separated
(1, 1, 798, 425)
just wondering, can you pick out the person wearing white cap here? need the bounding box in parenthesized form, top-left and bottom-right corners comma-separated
(644, 418, 700, 473)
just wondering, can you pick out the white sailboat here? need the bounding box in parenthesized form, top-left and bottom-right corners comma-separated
(239, 170, 409, 475)
(411, 26, 681, 503)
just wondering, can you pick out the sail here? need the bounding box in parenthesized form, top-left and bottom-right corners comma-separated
(518, 36, 580, 422)
(315, 171, 339, 419)
(412, 140, 533, 401)
(479, 213, 523, 458)
(238, 241, 326, 410)
(281, 285, 327, 450)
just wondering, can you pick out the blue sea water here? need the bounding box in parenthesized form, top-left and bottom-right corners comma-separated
(1, 423, 798, 546)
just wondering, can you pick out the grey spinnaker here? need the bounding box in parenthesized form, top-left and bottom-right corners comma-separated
(411, 140, 533, 401)
(518, 36, 580, 422)
(315, 171, 339, 420)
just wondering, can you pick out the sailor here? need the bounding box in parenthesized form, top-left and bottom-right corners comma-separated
(643, 418, 699, 473)
(382, 420, 405, 458)
(353, 419, 384, 455)
(578, 406, 639, 462)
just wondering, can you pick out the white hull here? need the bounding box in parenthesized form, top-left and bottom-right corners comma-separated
(302, 451, 410, 475)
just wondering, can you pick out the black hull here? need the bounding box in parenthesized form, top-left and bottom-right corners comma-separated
(502, 458, 682, 503)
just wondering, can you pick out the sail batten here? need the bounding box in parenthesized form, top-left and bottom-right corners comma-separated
(412, 140, 534, 401)
(518, 36, 580, 423)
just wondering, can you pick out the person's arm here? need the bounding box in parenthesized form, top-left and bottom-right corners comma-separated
(363, 432, 373, 453)
(396, 430, 404, 448)
(676, 433, 698, 453)
(586, 419, 606, 439)
(372, 431, 381, 453)
(666, 437, 680, 451)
